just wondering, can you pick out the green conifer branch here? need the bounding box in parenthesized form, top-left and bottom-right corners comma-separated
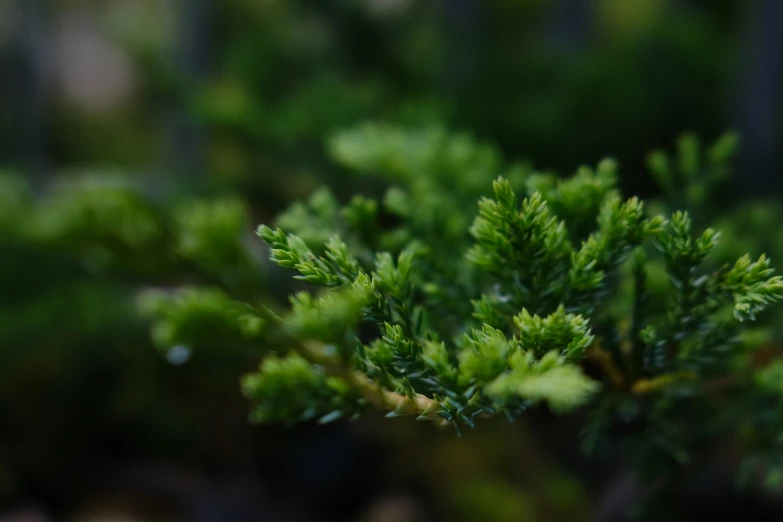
(131, 125, 783, 480)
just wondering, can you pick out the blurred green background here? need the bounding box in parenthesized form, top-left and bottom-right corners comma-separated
(2, 0, 783, 521)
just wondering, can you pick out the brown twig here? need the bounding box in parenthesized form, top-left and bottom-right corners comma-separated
(586, 344, 626, 389)
(298, 340, 442, 421)
(630, 371, 697, 395)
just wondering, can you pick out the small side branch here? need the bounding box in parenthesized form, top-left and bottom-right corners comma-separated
(298, 340, 442, 420)
(631, 371, 696, 395)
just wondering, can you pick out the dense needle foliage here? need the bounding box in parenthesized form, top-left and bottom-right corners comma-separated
(141, 125, 783, 486)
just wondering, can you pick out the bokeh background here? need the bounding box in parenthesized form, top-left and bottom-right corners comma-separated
(2, 1, 783, 521)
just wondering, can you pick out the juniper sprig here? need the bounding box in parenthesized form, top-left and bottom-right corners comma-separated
(142, 124, 783, 473)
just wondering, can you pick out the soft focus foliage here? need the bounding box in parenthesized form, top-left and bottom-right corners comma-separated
(5, 1, 783, 519)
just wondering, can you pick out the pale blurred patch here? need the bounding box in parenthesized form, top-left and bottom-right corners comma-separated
(362, 0, 416, 19)
(0, 507, 49, 522)
(52, 13, 138, 114)
(360, 495, 425, 522)
(597, 0, 666, 38)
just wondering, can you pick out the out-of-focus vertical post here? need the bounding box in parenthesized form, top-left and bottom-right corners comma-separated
(441, 0, 481, 96)
(7, 0, 49, 187)
(737, 0, 783, 196)
(547, 0, 592, 50)
(168, 0, 211, 183)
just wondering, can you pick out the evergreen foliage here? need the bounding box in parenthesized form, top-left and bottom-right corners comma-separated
(0, 173, 264, 348)
(142, 124, 783, 482)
